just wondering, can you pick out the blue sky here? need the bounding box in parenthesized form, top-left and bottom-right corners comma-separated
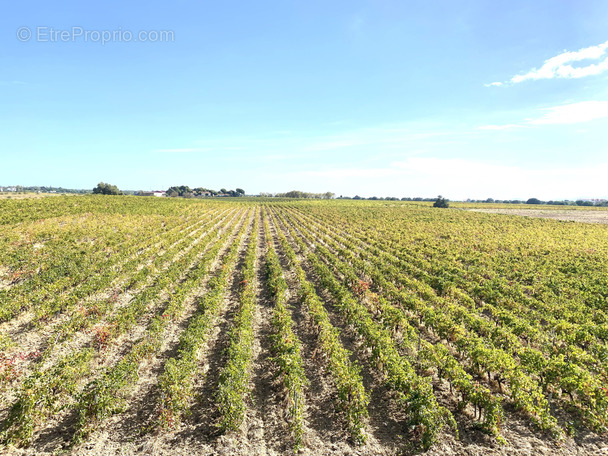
(1, 0, 607, 199)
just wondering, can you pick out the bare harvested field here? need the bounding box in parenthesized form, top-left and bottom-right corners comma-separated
(465, 208, 608, 224)
(1, 197, 607, 455)
(0, 193, 70, 200)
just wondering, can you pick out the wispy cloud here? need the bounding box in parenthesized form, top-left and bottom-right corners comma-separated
(161, 122, 472, 162)
(296, 158, 608, 200)
(477, 124, 520, 130)
(528, 100, 608, 125)
(478, 100, 608, 129)
(306, 167, 399, 178)
(0, 80, 27, 86)
(487, 40, 608, 86)
(154, 147, 211, 153)
(303, 139, 364, 152)
(348, 13, 366, 33)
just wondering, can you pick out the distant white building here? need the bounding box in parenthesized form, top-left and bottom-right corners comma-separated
(152, 191, 166, 197)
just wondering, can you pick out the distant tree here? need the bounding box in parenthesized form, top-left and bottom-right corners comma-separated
(576, 200, 594, 206)
(484, 198, 494, 203)
(93, 182, 122, 195)
(220, 188, 228, 194)
(322, 192, 335, 199)
(353, 195, 362, 200)
(166, 186, 192, 197)
(236, 188, 245, 196)
(526, 198, 542, 205)
(193, 187, 213, 197)
(433, 195, 449, 208)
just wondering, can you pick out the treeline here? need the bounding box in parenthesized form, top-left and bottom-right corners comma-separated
(260, 191, 335, 199)
(164, 186, 245, 198)
(338, 196, 435, 201)
(469, 197, 608, 206)
(0, 186, 89, 194)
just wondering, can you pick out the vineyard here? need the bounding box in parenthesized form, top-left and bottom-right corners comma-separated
(0, 196, 607, 455)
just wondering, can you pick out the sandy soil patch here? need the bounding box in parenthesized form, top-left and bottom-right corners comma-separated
(466, 208, 608, 224)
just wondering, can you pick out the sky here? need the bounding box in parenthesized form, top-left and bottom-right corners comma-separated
(1, 0, 607, 200)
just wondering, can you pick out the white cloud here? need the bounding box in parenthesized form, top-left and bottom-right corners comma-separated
(513, 40, 608, 82)
(488, 40, 608, 85)
(527, 101, 608, 125)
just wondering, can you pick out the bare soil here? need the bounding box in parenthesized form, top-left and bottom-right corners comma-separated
(465, 208, 608, 224)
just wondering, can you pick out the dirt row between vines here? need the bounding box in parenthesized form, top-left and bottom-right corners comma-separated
(3, 207, 607, 455)
(0, 209, 233, 406)
(2, 209, 249, 454)
(269, 206, 608, 456)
